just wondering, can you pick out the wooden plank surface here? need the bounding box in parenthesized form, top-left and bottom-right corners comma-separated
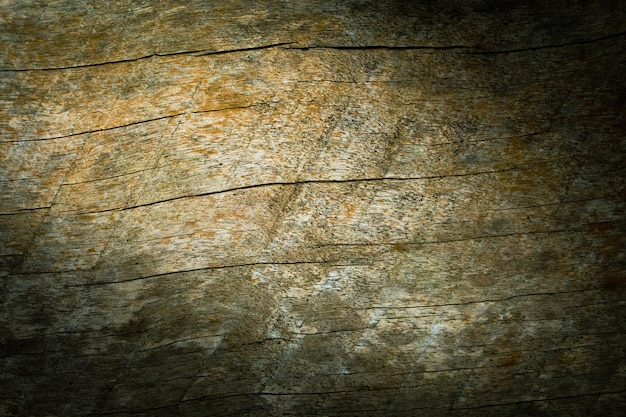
(1, 1, 625, 416)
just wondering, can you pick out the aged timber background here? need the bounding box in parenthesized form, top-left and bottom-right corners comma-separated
(1, 1, 625, 416)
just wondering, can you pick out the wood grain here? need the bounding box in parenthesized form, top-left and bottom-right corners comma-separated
(1, 1, 625, 416)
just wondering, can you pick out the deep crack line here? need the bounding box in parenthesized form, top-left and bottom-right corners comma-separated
(0, 42, 295, 72)
(362, 288, 597, 311)
(73, 156, 570, 214)
(67, 261, 358, 287)
(449, 389, 626, 410)
(2, 103, 270, 144)
(288, 31, 626, 54)
(289, 44, 474, 51)
(463, 30, 626, 54)
(4, 30, 624, 73)
(0, 113, 185, 143)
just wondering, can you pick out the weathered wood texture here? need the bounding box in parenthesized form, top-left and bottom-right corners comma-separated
(1, 1, 625, 416)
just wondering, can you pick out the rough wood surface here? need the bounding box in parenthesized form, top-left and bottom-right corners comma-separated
(1, 1, 625, 416)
